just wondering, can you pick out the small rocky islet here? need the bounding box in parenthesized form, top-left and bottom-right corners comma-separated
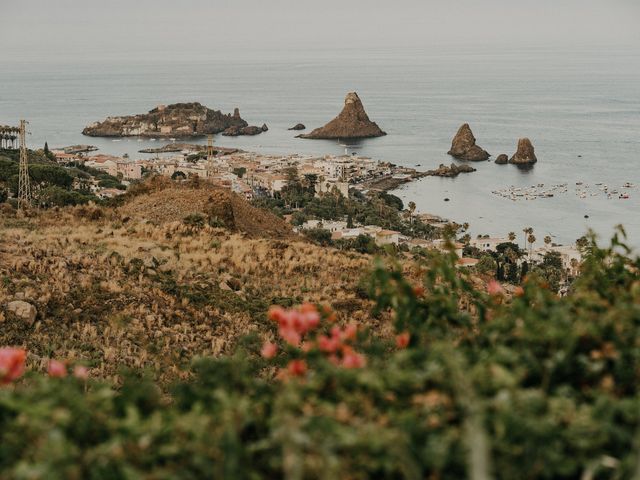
(425, 163, 476, 178)
(509, 138, 537, 165)
(298, 92, 386, 139)
(82, 102, 267, 138)
(447, 123, 490, 161)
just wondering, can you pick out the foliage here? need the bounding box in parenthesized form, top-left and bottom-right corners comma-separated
(1, 227, 639, 478)
(304, 227, 333, 246)
(233, 167, 247, 178)
(335, 233, 380, 254)
(38, 186, 97, 207)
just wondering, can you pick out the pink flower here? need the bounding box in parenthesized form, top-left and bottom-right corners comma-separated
(487, 280, 503, 296)
(342, 351, 366, 369)
(342, 323, 358, 341)
(279, 327, 301, 347)
(268, 306, 287, 323)
(396, 332, 410, 349)
(73, 365, 89, 380)
(48, 360, 67, 378)
(0, 348, 26, 385)
(260, 342, 278, 359)
(287, 359, 308, 377)
(318, 335, 340, 353)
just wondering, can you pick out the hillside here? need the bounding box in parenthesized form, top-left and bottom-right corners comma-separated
(117, 176, 295, 239)
(0, 192, 391, 383)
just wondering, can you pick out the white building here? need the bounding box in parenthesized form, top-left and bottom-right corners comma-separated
(300, 220, 348, 233)
(375, 230, 401, 246)
(471, 237, 511, 252)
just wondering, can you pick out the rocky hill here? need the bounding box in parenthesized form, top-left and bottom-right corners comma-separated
(82, 103, 259, 138)
(118, 176, 295, 239)
(299, 92, 386, 139)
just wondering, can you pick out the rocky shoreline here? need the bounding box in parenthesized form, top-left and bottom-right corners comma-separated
(138, 143, 240, 155)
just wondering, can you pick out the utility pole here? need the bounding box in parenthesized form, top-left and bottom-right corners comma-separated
(207, 134, 214, 162)
(18, 120, 32, 211)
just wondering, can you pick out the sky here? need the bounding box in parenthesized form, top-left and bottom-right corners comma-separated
(2, 0, 640, 61)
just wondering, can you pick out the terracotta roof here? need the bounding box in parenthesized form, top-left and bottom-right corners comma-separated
(457, 258, 479, 266)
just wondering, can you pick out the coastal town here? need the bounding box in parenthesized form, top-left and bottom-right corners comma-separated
(5, 133, 581, 289)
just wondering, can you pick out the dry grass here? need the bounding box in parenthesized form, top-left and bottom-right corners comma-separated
(0, 199, 393, 384)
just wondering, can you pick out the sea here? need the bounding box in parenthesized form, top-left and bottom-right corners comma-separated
(2, 46, 639, 248)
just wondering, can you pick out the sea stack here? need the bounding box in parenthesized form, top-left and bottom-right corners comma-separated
(509, 138, 537, 165)
(495, 154, 509, 164)
(447, 124, 490, 161)
(299, 92, 386, 139)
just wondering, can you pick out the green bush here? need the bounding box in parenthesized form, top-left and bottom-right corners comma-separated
(37, 186, 97, 207)
(1, 231, 640, 479)
(304, 227, 333, 246)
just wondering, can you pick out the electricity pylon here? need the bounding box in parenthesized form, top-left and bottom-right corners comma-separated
(17, 120, 32, 211)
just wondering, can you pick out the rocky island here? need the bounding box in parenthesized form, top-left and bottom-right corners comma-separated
(425, 163, 476, 178)
(82, 102, 266, 138)
(299, 92, 386, 140)
(495, 154, 509, 164)
(222, 124, 269, 137)
(447, 123, 490, 161)
(509, 138, 538, 165)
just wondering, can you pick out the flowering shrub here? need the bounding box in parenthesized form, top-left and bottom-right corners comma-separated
(0, 232, 639, 479)
(264, 303, 367, 375)
(0, 348, 25, 385)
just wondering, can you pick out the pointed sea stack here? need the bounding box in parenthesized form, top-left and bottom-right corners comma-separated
(509, 138, 537, 165)
(299, 92, 386, 139)
(447, 124, 490, 161)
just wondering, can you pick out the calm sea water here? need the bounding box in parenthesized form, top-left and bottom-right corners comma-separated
(2, 47, 639, 247)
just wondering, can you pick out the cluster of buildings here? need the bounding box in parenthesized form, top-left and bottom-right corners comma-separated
(52, 150, 143, 181)
(470, 236, 582, 277)
(51, 140, 417, 202)
(106, 147, 412, 201)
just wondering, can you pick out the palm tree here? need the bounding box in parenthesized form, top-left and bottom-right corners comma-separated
(407, 201, 416, 225)
(523, 227, 533, 252)
(527, 234, 536, 257)
(508, 231, 516, 243)
(570, 258, 579, 276)
(544, 235, 552, 248)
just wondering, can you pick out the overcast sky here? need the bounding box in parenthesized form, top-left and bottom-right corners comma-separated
(3, 0, 640, 61)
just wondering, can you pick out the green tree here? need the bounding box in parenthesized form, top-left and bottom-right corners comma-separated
(43, 142, 56, 162)
(304, 227, 333, 246)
